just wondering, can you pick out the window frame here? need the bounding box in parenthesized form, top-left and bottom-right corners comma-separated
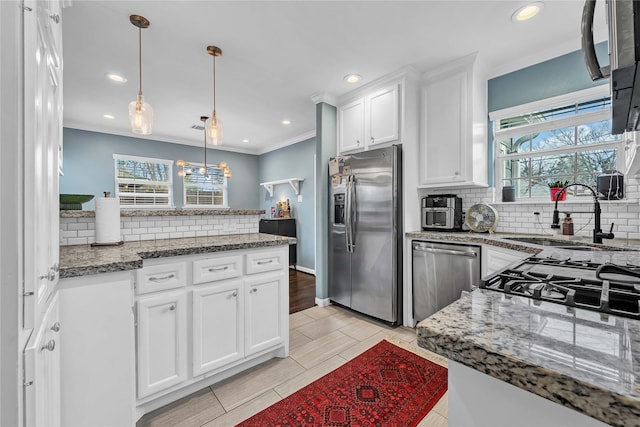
(181, 162, 229, 209)
(113, 154, 174, 209)
(490, 86, 625, 201)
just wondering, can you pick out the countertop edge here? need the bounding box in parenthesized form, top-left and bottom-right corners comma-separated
(60, 209, 266, 218)
(405, 231, 542, 254)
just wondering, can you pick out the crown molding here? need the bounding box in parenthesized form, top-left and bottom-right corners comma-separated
(310, 92, 337, 106)
(256, 130, 316, 155)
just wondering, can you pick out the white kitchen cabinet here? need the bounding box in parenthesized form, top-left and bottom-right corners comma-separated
(23, 0, 63, 331)
(58, 272, 135, 427)
(136, 260, 187, 294)
(338, 83, 400, 153)
(419, 53, 488, 188)
(192, 280, 244, 376)
(245, 273, 286, 356)
(482, 245, 529, 277)
(137, 290, 188, 399)
(24, 293, 60, 427)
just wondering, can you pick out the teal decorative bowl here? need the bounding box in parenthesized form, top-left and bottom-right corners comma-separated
(60, 194, 94, 210)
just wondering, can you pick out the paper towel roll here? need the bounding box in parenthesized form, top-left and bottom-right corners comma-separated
(95, 197, 121, 244)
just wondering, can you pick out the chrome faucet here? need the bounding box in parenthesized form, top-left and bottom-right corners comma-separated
(550, 183, 614, 244)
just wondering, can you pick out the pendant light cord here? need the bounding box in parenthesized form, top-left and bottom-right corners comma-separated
(138, 27, 143, 96)
(212, 55, 216, 116)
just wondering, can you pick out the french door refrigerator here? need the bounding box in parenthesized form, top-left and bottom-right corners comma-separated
(328, 145, 402, 325)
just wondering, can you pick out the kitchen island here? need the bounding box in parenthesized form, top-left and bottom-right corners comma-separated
(416, 255, 640, 427)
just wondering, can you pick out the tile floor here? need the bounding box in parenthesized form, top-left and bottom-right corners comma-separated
(137, 305, 448, 427)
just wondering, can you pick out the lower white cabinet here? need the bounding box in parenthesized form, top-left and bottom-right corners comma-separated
(135, 246, 290, 407)
(137, 290, 188, 399)
(192, 280, 244, 376)
(245, 273, 286, 356)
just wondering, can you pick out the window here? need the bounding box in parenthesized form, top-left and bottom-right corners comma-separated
(114, 154, 173, 208)
(181, 164, 228, 208)
(491, 87, 623, 200)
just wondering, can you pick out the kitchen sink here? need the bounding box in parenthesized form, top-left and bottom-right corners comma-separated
(503, 236, 637, 252)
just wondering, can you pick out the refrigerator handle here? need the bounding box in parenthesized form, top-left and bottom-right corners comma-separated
(349, 175, 356, 252)
(345, 176, 352, 252)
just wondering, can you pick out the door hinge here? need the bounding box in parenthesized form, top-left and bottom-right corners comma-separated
(23, 380, 33, 387)
(23, 291, 34, 297)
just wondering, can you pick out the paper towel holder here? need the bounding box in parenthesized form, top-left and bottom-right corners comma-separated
(90, 192, 124, 247)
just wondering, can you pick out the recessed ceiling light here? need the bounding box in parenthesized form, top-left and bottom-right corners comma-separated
(511, 2, 544, 22)
(103, 114, 115, 119)
(343, 74, 362, 84)
(106, 73, 127, 83)
(242, 139, 249, 143)
(281, 120, 291, 125)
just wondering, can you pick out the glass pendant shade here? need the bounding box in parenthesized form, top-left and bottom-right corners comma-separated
(205, 113, 223, 145)
(128, 94, 154, 135)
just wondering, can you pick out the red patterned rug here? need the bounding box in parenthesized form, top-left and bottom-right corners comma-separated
(236, 339, 448, 427)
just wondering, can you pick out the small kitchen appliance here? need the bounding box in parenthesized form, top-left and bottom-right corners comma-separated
(597, 170, 624, 200)
(421, 195, 462, 231)
(480, 257, 640, 320)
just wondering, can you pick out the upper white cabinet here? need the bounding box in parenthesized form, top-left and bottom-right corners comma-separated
(419, 53, 488, 188)
(338, 82, 401, 153)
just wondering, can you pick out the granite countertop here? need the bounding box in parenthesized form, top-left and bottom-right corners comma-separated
(59, 233, 295, 279)
(60, 208, 265, 218)
(416, 289, 640, 427)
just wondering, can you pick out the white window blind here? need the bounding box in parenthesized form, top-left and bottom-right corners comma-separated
(182, 164, 228, 208)
(491, 87, 623, 200)
(114, 154, 173, 208)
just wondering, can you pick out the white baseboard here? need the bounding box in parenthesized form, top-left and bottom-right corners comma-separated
(315, 297, 331, 307)
(295, 265, 315, 275)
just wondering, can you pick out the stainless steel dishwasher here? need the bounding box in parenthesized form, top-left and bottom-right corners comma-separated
(412, 240, 481, 325)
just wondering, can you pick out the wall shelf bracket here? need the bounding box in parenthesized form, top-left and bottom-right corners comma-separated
(260, 178, 304, 197)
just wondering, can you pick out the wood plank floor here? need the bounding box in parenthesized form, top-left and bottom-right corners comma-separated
(289, 269, 316, 314)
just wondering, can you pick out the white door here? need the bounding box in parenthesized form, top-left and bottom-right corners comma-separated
(137, 291, 188, 398)
(23, 0, 62, 330)
(24, 293, 61, 427)
(338, 98, 365, 153)
(244, 273, 285, 356)
(367, 85, 399, 147)
(192, 280, 244, 376)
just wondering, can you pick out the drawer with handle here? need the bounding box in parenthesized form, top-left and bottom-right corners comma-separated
(245, 249, 287, 275)
(193, 255, 243, 285)
(136, 261, 187, 294)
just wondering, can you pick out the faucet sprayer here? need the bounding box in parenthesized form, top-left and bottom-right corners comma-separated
(550, 183, 614, 244)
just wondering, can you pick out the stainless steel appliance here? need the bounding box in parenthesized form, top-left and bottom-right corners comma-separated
(412, 240, 480, 325)
(328, 145, 402, 325)
(481, 256, 640, 320)
(421, 195, 462, 231)
(582, 0, 640, 133)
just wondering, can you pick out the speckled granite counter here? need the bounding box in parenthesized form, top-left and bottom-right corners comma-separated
(60, 208, 265, 218)
(59, 233, 295, 279)
(417, 277, 640, 426)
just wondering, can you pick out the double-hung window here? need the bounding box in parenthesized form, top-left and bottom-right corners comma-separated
(492, 86, 623, 200)
(114, 154, 173, 208)
(181, 163, 228, 208)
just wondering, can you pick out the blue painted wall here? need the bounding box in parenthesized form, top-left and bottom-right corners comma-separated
(258, 137, 316, 271)
(60, 128, 259, 210)
(488, 42, 609, 112)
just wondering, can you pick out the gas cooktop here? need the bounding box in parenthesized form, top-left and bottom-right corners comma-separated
(480, 256, 640, 320)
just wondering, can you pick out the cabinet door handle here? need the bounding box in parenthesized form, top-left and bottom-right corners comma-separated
(50, 322, 60, 333)
(250, 288, 258, 293)
(168, 304, 176, 311)
(257, 260, 273, 265)
(208, 266, 229, 272)
(231, 291, 238, 297)
(41, 339, 55, 352)
(49, 14, 60, 24)
(356, 140, 361, 145)
(370, 137, 374, 143)
(149, 273, 175, 282)
(39, 270, 56, 281)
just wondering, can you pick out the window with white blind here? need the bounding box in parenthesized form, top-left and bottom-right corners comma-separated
(491, 86, 623, 200)
(114, 154, 173, 208)
(182, 164, 228, 208)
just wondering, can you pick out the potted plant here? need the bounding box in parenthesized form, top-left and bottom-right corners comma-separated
(548, 180, 569, 201)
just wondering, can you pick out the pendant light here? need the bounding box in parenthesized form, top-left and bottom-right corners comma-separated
(128, 15, 153, 135)
(176, 115, 231, 179)
(205, 45, 223, 145)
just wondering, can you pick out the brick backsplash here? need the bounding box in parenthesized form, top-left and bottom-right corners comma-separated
(421, 177, 640, 241)
(60, 215, 260, 246)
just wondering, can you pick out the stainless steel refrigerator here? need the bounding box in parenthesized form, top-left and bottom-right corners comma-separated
(328, 145, 402, 325)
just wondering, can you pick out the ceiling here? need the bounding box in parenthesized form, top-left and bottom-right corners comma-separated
(62, 1, 608, 155)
